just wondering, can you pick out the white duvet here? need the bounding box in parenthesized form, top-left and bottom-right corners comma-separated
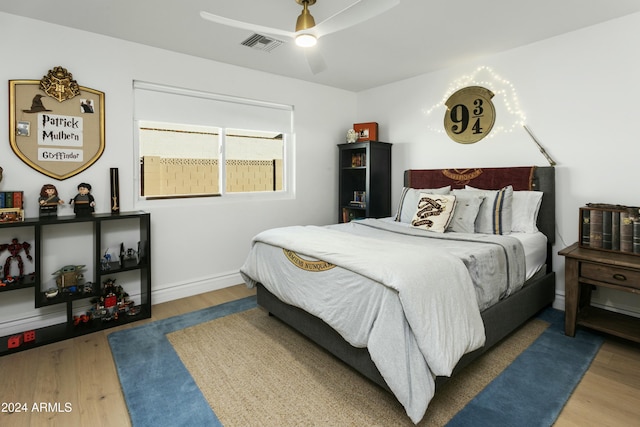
(240, 220, 502, 423)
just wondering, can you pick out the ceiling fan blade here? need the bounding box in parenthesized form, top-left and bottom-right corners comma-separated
(312, 0, 400, 38)
(304, 48, 327, 74)
(200, 10, 295, 40)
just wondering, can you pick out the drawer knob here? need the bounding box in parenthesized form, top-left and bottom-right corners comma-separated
(613, 273, 627, 281)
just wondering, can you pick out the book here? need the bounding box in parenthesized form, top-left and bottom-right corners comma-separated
(4, 192, 12, 208)
(612, 211, 620, 251)
(12, 192, 23, 209)
(634, 221, 640, 254)
(581, 209, 590, 246)
(589, 209, 603, 249)
(620, 211, 633, 252)
(602, 210, 612, 249)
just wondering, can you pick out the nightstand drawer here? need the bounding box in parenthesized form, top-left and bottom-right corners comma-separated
(581, 262, 640, 290)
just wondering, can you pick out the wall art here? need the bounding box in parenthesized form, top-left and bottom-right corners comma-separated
(9, 66, 105, 180)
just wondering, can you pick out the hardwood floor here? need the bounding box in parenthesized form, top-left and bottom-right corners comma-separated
(555, 336, 640, 426)
(0, 284, 638, 426)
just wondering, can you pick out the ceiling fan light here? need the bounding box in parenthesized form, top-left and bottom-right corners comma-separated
(295, 33, 317, 47)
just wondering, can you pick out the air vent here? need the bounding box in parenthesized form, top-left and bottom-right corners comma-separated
(241, 33, 284, 52)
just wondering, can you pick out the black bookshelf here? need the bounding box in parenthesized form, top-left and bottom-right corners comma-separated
(0, 211, 151, 356)
(338, 141, 392, 223)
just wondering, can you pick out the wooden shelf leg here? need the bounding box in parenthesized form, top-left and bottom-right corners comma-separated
(564, 258, 579, 337)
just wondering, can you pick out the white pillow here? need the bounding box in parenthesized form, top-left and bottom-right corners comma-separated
(411, 193, 456, 233)
(511, 191, 543, 233)
(395, 186, 451, 223)
(465, 185, 513, 235)
(448, 190, 486, 233)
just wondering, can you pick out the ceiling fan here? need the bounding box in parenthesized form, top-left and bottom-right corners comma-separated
(200, 0, 400, 74)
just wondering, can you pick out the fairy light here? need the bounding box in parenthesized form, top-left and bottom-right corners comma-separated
(424, 66, 526, 137)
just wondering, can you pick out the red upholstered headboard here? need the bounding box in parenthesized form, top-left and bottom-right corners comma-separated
(405, 167, 536, 191)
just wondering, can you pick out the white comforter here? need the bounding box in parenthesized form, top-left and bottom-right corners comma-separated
(240, 220, 514, 423)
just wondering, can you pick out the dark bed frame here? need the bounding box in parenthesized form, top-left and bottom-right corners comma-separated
(256, 166, 556, 392)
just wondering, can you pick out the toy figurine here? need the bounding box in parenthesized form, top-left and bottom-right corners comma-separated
(69, 183, 95, 216)
(52, 264, 85, 291)
(38, 184, 64, 217)
(0, 238, 33, 278)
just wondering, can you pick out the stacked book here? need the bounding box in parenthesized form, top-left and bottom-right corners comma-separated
(0, 191, 23, 209)
(580, 204, 640, 254)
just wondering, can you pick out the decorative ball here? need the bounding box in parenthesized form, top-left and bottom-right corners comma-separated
(346, 129, 358, 143)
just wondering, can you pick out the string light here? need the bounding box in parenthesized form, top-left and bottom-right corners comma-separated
(423, 66, 526, 137)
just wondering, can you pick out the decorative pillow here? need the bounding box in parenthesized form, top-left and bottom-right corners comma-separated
(511, 191, 544, 233)
(395, 186, 451, 223)
(448, 190, 486, 233)
(410, 193, 456, 233)
(464, 185, 513, 235)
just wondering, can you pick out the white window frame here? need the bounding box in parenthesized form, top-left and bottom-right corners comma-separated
(132, 81, 295, 209)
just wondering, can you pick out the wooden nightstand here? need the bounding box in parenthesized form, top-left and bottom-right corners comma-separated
(559, 242, 640, 343)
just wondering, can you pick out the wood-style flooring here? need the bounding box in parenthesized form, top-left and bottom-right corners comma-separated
(0, 284, 638, 426)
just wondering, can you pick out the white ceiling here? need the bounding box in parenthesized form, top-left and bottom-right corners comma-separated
(3, 0, 640, 92)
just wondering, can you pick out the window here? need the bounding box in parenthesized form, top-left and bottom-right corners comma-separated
(133, 81, 292, 199)
(225, 129, 283, 193)
(139, 121, 220, 197)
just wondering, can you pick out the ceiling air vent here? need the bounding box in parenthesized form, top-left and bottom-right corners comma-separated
(241, 33, 283, 52)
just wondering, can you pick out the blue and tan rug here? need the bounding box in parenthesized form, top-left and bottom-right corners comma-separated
(108, 297, 603, 426)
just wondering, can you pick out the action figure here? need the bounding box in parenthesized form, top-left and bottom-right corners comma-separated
(52, 264, 85, 291)
(0, 238, 33, 278)
(70, 183, 95, 216)
(38, 184, 64, 217)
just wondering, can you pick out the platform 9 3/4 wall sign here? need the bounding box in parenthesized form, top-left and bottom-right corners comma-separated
(444, 86, 495, 144)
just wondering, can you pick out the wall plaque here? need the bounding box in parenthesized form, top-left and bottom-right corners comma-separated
(444, 86, 495, 144)
(9, 67, 105, 180)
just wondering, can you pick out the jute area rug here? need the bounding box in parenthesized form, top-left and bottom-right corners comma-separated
(167, 308, 548, 426)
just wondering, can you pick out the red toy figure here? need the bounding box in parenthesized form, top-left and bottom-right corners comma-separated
(0, 238, 33, 278)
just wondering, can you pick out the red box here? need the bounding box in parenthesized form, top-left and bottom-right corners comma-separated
(105, 295, 117, 308)
(8, 334, 23, 348)
(23, 330, 35, 343)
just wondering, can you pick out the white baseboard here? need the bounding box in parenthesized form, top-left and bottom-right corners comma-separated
(553, 291, 640, 318)
(0, 311, 67, 337)
(151, 271, 245, 304)
(552, 292, 565, 311)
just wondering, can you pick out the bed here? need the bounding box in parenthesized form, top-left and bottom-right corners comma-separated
(240, 166, 555, 423)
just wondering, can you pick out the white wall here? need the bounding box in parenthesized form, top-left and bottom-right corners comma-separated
(357, 13, 640, 315)
(0, 12, 356, 334)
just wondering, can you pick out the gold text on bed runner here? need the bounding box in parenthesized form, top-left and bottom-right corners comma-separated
(283, 249, 336, 272)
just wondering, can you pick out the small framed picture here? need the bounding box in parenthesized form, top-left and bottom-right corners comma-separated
(353, 122, 378, 142)
(0, 208, 24, 223)
(16, 121, 30, 137)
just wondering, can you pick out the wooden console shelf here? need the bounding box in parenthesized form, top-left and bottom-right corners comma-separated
(0, 211, 151, 356)
(559, 242, 640, 343)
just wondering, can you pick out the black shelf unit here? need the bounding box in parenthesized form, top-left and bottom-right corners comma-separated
(0, 211, 151, 356)
(338, 141, 392, 223)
